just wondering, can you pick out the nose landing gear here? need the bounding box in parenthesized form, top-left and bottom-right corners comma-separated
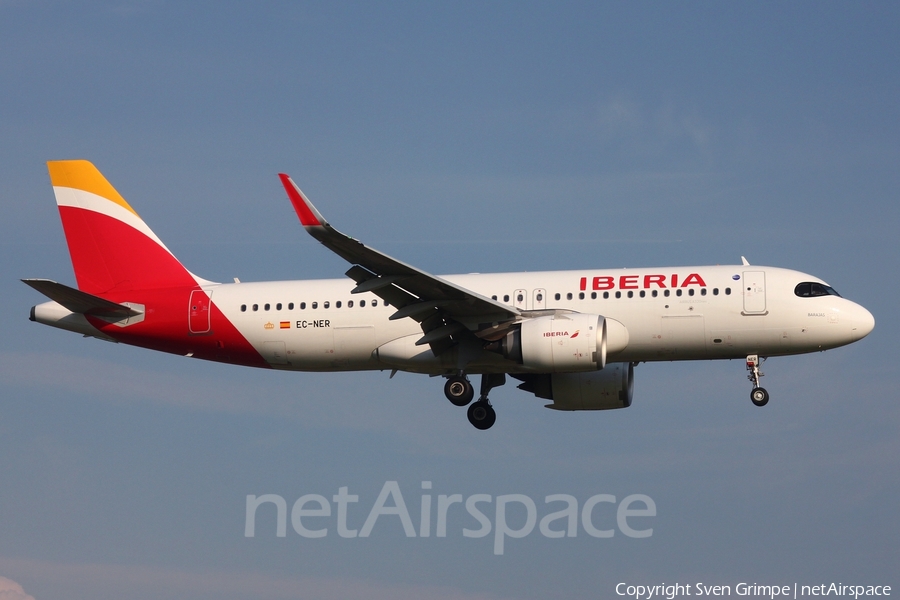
(746, 354, 769, 406)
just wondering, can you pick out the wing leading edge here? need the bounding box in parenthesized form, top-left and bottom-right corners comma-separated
(278, 174, 520, 355)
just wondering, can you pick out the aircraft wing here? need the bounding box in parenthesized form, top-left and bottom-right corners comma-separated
(279, 174, 520, 355)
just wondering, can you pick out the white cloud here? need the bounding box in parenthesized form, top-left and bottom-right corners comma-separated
(0, 577, 35, 600)
(591, 92, 718, 158)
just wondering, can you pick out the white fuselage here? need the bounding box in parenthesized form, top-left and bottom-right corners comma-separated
(204, 265, 873, 373)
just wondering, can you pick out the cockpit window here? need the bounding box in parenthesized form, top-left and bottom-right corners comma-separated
(794, 282, 841, 298)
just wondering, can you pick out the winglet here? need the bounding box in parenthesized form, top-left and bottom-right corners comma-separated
(278, 174, 326, 228)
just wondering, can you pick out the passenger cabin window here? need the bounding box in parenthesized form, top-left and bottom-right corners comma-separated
(795, 282, 841, 298)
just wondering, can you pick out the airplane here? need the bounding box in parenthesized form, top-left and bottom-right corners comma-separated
(24, 160, 875, 430)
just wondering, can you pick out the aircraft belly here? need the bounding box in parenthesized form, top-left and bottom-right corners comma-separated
(657, 315, 707, 359)
(333, 325, 379, 369)
(282, 326, 335, 368)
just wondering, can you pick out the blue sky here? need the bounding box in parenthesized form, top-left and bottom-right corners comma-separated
(1, 2, 898, 599)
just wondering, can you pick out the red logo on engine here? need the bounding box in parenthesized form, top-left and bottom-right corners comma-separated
(543, 330, 579, 338)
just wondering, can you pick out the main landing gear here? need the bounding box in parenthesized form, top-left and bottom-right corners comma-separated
(444, 373, 475, 406)
(443, 372, 505, 430)
(746, 354, 769, 407)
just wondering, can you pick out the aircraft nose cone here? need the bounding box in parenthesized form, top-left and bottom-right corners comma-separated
(851, 305, 875, 341)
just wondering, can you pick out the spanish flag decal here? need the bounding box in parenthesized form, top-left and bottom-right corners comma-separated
(280, 321, 291, 329)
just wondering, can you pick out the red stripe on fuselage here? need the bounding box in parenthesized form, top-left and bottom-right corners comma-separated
(86, 286, 270, 368)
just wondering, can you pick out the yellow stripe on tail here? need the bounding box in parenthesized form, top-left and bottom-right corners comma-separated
(47, 160, 140, 218)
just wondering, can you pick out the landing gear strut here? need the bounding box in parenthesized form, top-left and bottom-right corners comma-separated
(444, 373, 474, 406)
(466, 373, 505, 430)
(746, 354, 769, 407)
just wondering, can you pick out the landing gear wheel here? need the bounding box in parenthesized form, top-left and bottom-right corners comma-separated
(750, 387, 769, 407)
(467, 399, 496, 430)
(745, 354, 769, 407)
(444, 375, 474, 406)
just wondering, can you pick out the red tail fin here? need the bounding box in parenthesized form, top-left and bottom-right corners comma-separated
(48, 160, 202, 295)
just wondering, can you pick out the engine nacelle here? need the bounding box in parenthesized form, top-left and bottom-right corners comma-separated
(502, 313, 629, 373)
(516, 363, 634, 411)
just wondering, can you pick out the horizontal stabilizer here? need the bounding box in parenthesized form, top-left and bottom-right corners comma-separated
(22, 279, 142, 318)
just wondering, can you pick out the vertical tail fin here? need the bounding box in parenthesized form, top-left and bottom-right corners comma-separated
(48, 160, 203, 295)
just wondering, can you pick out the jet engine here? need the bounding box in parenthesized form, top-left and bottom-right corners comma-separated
(500, 313, 629, 372)
(514, 362, 634, 411)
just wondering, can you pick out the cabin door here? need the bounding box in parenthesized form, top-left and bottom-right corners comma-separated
(742, 271, 767, 314)
(189, 290, 211, 334)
